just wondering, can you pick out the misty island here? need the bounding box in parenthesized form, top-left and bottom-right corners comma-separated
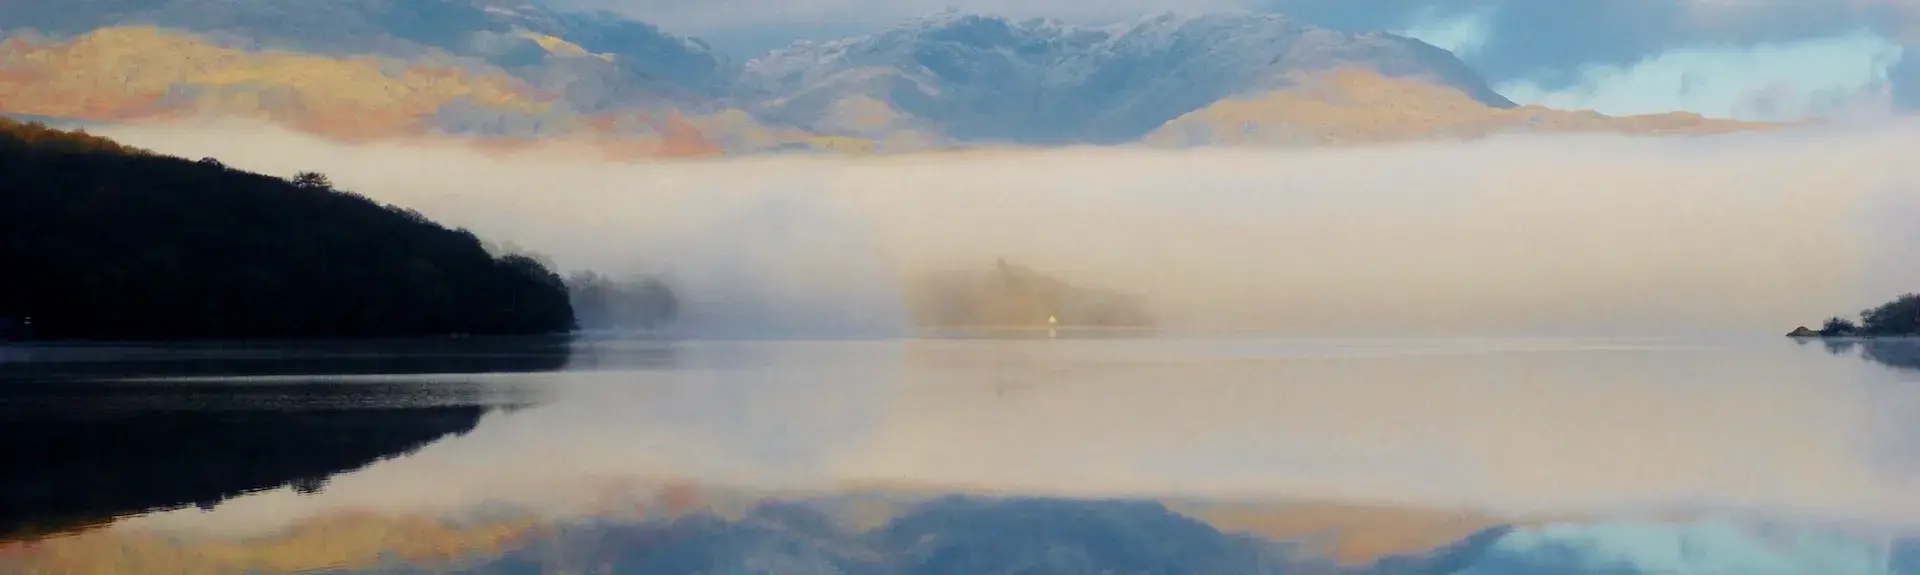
(1787, 293, 1920, 338)
(905, 258, 1153, 329)
(0, 118, 1152, 341)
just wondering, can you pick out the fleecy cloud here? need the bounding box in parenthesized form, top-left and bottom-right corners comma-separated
(1490, 30, 1904, 120)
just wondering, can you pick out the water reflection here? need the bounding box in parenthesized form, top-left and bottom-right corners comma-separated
(0, 335, 580, 381)
(2, 336, 1918, 574)
(0, 395, 487, 540)
(1801, 337, 1920, 373)
(359, 495, 1512, 575)
(0, 338, 572, 542)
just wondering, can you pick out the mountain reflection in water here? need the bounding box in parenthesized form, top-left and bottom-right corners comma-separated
(2, 335, 1918, 575)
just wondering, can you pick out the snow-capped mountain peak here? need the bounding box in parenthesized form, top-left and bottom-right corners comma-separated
(741, 12, 1511, 144)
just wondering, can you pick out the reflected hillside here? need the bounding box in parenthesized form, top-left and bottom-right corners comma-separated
(1860, 339, 1920, 373)
(0, 336, 576, 382)
(2, 489, 1512, 575)
(0, 379, 514, 541)
(330, 495, 1509, 575)
(12, 487, 1919, 575)
(8, 337, 1920, 573)
(1801, 338, 1920, 373)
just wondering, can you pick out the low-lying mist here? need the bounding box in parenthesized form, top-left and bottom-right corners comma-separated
(95, 120, 1920, 337)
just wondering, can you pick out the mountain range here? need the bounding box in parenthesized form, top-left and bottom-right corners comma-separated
(0, 0, 1773, 156)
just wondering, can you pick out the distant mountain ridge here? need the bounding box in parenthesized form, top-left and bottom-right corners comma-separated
(0, 0, 1774, 155)
(0, 0, 735, 98)
(743, 11, 1516, 145)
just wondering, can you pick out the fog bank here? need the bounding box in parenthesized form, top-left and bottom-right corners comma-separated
(95, 121, 1920, 336)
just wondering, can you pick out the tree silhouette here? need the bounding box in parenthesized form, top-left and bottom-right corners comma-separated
(1803, 293, 1920, 338)
(1861, 293, 1920, 336)
(1820, 316, 1859, 337)
(290, 171, 333, 190)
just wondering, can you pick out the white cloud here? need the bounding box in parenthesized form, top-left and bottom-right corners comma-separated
(1398, 6, 1497, 58)
(1496, 30, 1905, 121)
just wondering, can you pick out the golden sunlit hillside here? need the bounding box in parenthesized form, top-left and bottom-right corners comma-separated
(0, 27, 842, 158)
(1, 29, 1784, 158)
(1143, 68, 1779, 147)
(0, 27, 543, 136)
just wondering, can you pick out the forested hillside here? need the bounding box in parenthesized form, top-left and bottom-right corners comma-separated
(0, 118, 575, 340)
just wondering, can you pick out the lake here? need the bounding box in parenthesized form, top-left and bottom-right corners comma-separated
(2, 333, 1918, 574)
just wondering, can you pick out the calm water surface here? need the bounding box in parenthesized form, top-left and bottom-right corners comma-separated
(3, 334, 1918, 574)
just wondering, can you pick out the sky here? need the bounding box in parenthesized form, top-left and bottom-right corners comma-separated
(554, 0, 1919, 121)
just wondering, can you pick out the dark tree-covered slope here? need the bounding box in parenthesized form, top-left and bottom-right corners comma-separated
(1789, 293, 1920, 339)
(0, 118, 575, 340)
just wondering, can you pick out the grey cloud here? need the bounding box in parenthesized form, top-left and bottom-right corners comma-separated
(1895, 46, 1920, 110)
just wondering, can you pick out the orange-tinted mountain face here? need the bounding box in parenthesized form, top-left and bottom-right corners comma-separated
(1144, 68, 1777, 148)
(0, 5, 1787, 157)
(0, 27, 808, 158)
(0, 28, 540, 136)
